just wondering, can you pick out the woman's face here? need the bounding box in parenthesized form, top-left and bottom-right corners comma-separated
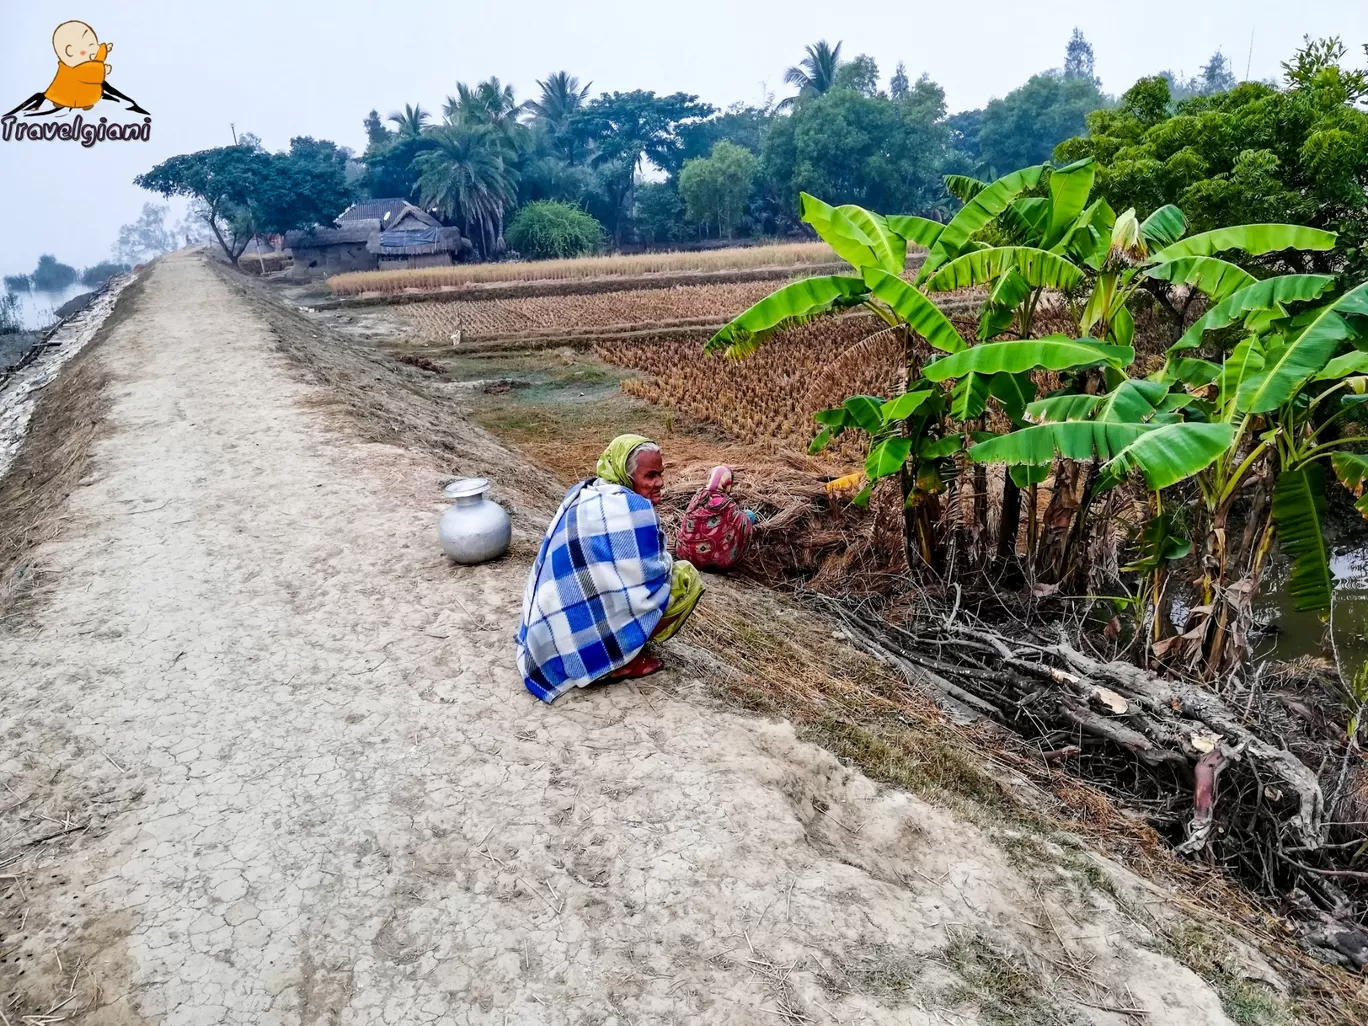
(629, 449, 664, 505)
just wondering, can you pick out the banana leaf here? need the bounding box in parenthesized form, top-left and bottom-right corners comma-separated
(1061, 197, 1115, 266)
(1009, 464, 1051, 487)
(943, 175, 988, 204)
(880, 389, 933, 423)
(841, 395, 887, 434)
(968, 420, 1153, 465)
(1121, 512, 1192, 575)
(1216, 335, 1265, 412)
(861, 268, 967, 353)
(886, 215, 945, 249)
(1043, 158, 1096, 249)
(920, 164, 1046, 280)
(706, 275, 870, 357)
(1331, 451, 1368, 520)
(1157, 356, 1221, 387)
(1026, 378, 1169, 424)
(1153, 224, 1338, 262)
(1272, 464, 1333, 612)
(924, 337, 1133, 381)
(923, 246, 1084, 293)
(951, 372, 992, 420)
(1144, 256, 1256, 302)
(989, 371, 1035, 422)
(866, 437, 913, 482)
(1171, 274, 1337, 352)
(1317, 349, 1368, 380)
(801, 194, 906, 273)
(1000, 198, 1051, 243)
(1100, 422, 1235, 489)
(1236, 281, 1368, 413)
(1139, 205, 1187, 249)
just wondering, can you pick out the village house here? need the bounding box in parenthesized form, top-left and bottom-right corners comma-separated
(284, 200, 469, 277)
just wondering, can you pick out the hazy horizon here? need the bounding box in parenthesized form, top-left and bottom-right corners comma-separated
(2, 0, 1366, 279)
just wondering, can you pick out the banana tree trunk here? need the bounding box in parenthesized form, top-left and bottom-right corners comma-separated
(997, 471, 1021, 564)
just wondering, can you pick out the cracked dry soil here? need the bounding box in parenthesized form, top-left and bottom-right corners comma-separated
(1, 252, 1246, 1025)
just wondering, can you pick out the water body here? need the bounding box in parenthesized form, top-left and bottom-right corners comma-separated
(10, 284, 87, 330)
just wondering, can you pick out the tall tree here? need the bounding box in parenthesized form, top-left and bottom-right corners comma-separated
(1063, 28, 1097, 82)
(890, 61, 911, 101)
(363, 109, 389, 146)
(977, 71, 1106, 175)
(112, 203, 176, 265)
(415, 125, 518, 257)
(835, 55, 881, 97)
(679, 141, 758, 238)
(573, 90, 714, 240)
(783, 40, 844, 104)
(387, 104, 430, 140)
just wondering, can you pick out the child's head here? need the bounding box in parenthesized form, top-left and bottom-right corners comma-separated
(52, 21, 100, 67)
(706, 466, 734, 493)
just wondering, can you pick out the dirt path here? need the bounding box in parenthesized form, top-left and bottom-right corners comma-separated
(1, 253, 1244, 1025)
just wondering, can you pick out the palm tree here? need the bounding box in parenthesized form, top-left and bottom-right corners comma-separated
(444, 78, 518, 128)
(415, 125, 518, 258)
(781, 40, 844, 106)
(524, 71, 593, 162)
(525, 72, 591, 128)
(387, 103, 430, 140)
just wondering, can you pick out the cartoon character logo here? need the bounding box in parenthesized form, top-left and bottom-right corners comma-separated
(6, 20, 149, 117)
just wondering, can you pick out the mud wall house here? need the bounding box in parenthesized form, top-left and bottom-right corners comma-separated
(283, 222, 379, 275)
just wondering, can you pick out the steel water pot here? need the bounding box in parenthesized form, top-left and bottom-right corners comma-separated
(438, 478, 511, 564)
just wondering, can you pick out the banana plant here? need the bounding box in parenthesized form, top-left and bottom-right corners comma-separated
(1145, 277, 1368, 673)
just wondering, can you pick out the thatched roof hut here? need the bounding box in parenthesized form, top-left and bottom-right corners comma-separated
(365, 205, 469, 268)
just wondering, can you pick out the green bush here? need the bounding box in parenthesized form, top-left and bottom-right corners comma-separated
(506, 201, 604, 260)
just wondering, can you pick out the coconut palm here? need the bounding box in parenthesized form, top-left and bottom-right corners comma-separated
(387, 103, 430, 140)
(525, 72, 592, 130)
(415, 125, 519, 258)
(781, 40, 844, 106)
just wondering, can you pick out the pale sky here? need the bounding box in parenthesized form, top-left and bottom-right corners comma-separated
(2, 0, 1366, 276)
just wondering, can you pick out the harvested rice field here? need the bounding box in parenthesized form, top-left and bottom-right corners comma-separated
(328, 241, 839, 296)
(597, 317, 903, 460)
(392, 279, 794, 342)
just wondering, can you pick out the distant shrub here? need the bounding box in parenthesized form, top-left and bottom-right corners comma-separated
(80, 261, 131, 287)
(31, 255, 78, 292)
(0, 293, 20, 334)
(506, 201, 604, 261)
(3, 274, 30, 294)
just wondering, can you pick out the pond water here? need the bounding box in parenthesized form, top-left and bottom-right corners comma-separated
(1258, 544, 1368, 671)
(10, 285, 88, 330)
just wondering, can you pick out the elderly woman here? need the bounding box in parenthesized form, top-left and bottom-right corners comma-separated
(517, 434, 704, 703)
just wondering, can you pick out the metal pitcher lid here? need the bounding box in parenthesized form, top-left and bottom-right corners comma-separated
(443, 477, 490, 499)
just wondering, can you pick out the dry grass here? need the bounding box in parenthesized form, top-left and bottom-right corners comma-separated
(393, 280, 789, 342)
(238, 252, 292, 275)
(327, 242, 838, 296)
(598, 314, 905, 463)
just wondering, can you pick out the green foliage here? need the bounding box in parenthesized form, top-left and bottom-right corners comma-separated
(80, 261, 131, 287)
(761, 86, 959, 220)
(31, 255, 78, 292)
(136, 143, 350, 264)
(2, 274, 30, 294)
(1057, 37, 1368, 278)
(978, 72, 1108, 175)
(1273, 464, 1334, 612)
(705, 276, 870, 357)
(505, 201, 603, 260)
(678, 142, 758, 238)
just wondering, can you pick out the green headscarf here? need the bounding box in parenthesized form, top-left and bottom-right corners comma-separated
(596, 433, 655, 487)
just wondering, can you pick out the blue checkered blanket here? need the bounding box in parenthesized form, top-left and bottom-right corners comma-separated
(517, 479, 672, 702)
